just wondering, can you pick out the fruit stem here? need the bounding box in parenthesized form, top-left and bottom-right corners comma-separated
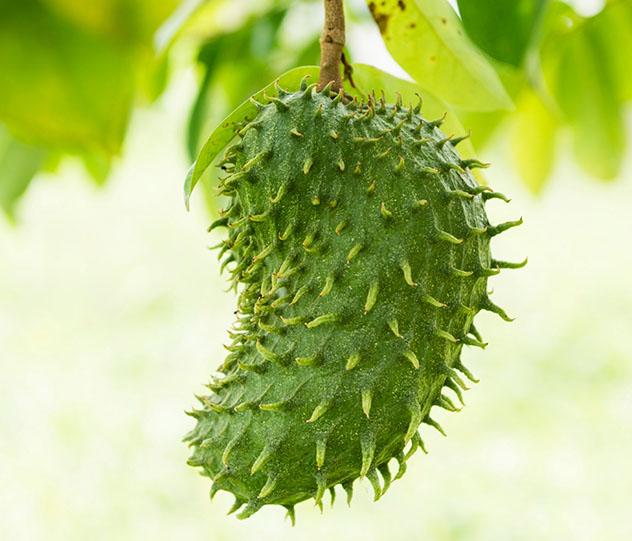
(319, 0, 346, 92)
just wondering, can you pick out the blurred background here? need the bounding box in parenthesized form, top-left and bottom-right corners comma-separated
(1, 0, 631, 539)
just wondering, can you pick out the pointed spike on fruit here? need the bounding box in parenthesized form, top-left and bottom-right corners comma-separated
(414, 199, 429, 209)
(436, 135, 453, 149)
(461, 333, 488, 348)
(314, 472, 327, 507)
(329, 486, 336, 508)
(354, 162, 362, 175)
(436, 328, 458, 343)
(319, 273, 335, 297)
(451, 131, 471, 146)
(319, 80, 335, 95)
(400, 260, 416, 286)
(483, 190, 511, 203)
(303, 157, 314, 175)
(380, 201, 393, 219)
(209, 483, 221, 501)
(303, 83, 317, 98)
(379, 462, 392, 493)
(405, 400, 423, 442)
(364, 281, 379, 313)
(446, 377, 465, 406)
(259, 400, 286, 412)
(424, 415, 447, 436)
(404, 350, 420, 369)
(281, 315, 305, 326)
(335, 220, 348, 235)
(316, 438, 327, 469)
(274, 80, 289, 96)
(251, 444, 274, 475)
(492, 257, 528, 269)
(284, 505, 296, 526)
(227, 497, 245, 515)
(488, 218, 524, 237)
(461, 158, 490, 170)
(413, 92, 423, 114)
(451, 266, 474, 278)
(279, 222, 293, 241)
(305, 313, 338, 329)
(360, 433, 376, 477)
(337, 158, 346, 172)
(416, 432, 429, 454)
(448, 189, 474, 200)
(346, 352, 361, 371)
(346, 243, 363, 263)
(236, 499, 262, 520)
(427, 112, 447, 129)
(290, 128, 303, 138)
(311, 195, 320, 206)
(299, 75, 311, 90)
(249, 96, 265, 109)
(395, 452, 407, 480)
(329, 129, 340, 140)
(256, 340, 281, 364)
(454, 360, 479, 383)
(342, 480, 353, 506)
(258, 474, 278, 499)
(436, 229, 464, 245)
(295, 355, 318, 366)
(307, 400, 331, 423)
(422, 294, 446, 308)
(438, 393, 461, 412)
(483, 296, 515, 321)
(268, 96, 289, 111)
(366, 468, 382, 501)
(291, 284, 309, 305)
(367, 180, 376, 195)
(388, 318, 402, 338)
(361, 389, 373, 418)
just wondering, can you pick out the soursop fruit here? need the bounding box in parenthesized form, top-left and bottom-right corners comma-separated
(185, 79, 523, 521)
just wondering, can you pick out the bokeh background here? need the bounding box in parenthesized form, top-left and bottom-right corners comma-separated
(1, 0, 631, 539)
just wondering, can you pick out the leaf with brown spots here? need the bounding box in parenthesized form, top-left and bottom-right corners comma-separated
(364, 0, 512, 111)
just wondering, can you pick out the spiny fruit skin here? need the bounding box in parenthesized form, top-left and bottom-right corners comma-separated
(185, 81, 521, 521)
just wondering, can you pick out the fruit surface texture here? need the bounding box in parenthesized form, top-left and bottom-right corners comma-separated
(185, 82, 520, 520)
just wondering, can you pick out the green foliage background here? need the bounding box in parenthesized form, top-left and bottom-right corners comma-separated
(1, 0, 631, 539)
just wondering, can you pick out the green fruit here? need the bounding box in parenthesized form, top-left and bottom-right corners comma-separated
(185, 80, 522, 521)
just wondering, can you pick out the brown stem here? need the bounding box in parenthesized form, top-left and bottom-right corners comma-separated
(318, 0, 346, 92)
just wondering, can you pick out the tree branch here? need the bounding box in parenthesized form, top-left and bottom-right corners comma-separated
(318, 0, 346, 92)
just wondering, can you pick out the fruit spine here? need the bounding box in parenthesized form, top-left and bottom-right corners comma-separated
(185, 78, 523, 522)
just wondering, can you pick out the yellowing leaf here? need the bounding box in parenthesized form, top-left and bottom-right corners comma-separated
(542, 4, 626, 180)
(0, 2, 134, 154)
(365, 0, 512, 111)
(511, 88, 559, 194)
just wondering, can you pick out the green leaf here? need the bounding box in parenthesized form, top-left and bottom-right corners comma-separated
(0, 1, 135, 154)
(347, 63, 486, 183)
(0, 126, 46, 219)
(542, 3, 626, 180)
(511, 88, 559, 194)
(457, 0, 549, 67)
(41, 0, 179, 43)
(184, 65, 320, 210)
(365, 0, 512, 111)
(588, 0, 632, 102)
